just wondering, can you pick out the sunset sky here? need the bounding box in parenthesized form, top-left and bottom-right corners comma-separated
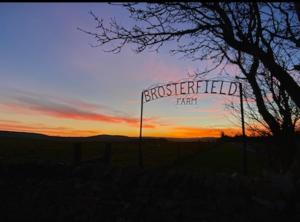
(0, 3, 244, 138)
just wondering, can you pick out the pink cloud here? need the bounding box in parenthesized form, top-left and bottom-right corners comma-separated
(143, 56, 186, 83)
(0, 92, 158, 129)
(0, 120, 101, 137)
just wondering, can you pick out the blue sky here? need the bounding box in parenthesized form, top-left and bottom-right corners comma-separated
(0, 3, 242, 137)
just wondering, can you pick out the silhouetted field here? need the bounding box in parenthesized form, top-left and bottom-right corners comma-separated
(1, 134, 300, 221)
(0, 136, 264, 175)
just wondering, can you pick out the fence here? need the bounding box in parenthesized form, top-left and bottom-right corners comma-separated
(0, 139, 207, 168)
(0, 138, 265, 174)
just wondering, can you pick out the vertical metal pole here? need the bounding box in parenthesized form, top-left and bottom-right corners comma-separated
(239, 82, 247, 175)
(139, 91, 144, 168)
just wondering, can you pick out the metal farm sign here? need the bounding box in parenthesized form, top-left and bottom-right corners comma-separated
(142, 80, 239, 105)
(137, 77, 247, 174)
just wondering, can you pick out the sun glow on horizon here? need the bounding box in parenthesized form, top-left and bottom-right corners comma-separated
(0, 118, 245, 138)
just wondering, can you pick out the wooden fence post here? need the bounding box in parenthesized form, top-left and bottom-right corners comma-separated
(74, 142, 82, 166)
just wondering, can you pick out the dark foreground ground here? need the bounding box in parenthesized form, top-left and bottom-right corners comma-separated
(1, 162, 300, 222)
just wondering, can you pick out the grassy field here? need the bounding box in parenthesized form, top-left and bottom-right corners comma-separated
(170, 142, 264, 175)
(0, 137, 265, 175)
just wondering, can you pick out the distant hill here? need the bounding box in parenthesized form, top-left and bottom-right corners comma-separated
(0, 130, 134, 142)
(0, 130, 168, 142)
(0, 130, 218, 142)
(0, 131, 50, 140)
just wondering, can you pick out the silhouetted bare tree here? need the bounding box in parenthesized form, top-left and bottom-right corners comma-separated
(226, 53, 300, 172)
(80, 2, 300, 107)
(80, 2, 300, 172)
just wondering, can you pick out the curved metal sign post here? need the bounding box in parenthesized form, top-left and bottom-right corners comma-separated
(138, 78, 247, 175)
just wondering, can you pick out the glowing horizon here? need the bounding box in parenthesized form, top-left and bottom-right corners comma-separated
(0, 122, 243, 139)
